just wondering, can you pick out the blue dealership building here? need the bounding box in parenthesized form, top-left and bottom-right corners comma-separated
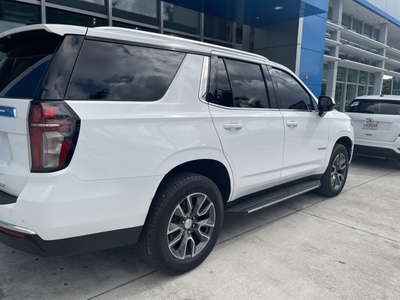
(1, 0, 400, 110)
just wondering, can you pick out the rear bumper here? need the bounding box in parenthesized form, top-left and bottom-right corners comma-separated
(0, 223, 142, 257)
(354, 137, 400, 159)
(0, 171, 159, 241)
(354, 145, 400, 160)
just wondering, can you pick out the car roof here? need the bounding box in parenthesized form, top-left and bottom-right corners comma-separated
(87, 26, 268, 63)
(354, 95, 400, 102)
(0, 24, 269, 64)
(0, 24, 88, 38)
(0, 24, 306, 95)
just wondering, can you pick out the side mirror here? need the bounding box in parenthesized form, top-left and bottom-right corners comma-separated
(318, 96, 336, 116)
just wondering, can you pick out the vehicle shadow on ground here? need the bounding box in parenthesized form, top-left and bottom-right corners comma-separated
(351, 154, 400, 170)
(1, 205, 300, 300)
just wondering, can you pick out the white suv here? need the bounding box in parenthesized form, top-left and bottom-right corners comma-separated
(0, 24, 353, 274)
(346, 95, 400, 160)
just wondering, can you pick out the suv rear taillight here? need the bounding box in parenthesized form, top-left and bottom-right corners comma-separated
(28, 101, 80, 172)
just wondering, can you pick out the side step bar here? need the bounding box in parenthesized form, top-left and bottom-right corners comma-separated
(226, 180, 321, 214)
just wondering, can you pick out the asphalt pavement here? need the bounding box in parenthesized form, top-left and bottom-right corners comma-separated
(1, 155, 400, 300)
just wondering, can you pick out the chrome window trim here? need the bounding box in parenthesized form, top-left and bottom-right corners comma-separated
(208, 102, 281, 111)
(199, 56, 210, 102)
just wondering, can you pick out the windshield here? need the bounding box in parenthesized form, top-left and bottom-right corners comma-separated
(347, 99, 400, 115)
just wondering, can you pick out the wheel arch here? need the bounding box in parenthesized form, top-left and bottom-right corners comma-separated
(157, 159, 232, 207)
(335, 136, 353, 161)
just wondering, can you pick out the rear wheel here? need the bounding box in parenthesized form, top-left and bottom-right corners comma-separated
(318, 144, 349, 197)
(140, 172, 224, 274)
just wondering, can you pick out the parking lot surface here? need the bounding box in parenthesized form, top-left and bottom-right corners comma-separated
(1, 156, 400, 300)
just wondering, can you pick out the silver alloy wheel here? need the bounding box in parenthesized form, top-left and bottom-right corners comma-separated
(167, 192, 216, 260)
(330, 153, 347, 190)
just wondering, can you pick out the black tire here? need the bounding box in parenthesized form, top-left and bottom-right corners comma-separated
(140, 172, 224, 275)
(317, 144, 349, 197)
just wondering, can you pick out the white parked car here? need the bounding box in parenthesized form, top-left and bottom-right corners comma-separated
(346, 95, 400, 160)
(0, 24, 353, 274)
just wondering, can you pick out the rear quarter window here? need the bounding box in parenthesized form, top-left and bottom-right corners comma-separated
(0, 30, 62, 99)
(66, 40, 186, 101)
(347, 100, 400, 115)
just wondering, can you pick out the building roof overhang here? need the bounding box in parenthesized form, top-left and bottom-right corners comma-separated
(166, 0, 327, 27)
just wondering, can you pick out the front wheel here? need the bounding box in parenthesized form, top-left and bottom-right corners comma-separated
(140, 172, 224, 274)
(317, 144, 349, 197)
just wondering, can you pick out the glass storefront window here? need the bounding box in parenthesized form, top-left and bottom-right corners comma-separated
(342, 14, 350, 28)
(373, 28, 379, 40)
(369, 73, 375, 85)
(360, 57, 369, 65)
(368, 86, 373, 95)
(236, 23, 243, 45)
(346, 84, 356, 109)
(321, 82, 326, 96)
(337, 67, 345, 82)
(364, 24, 372, 38)
(322, 64, 328, 80)
(113, 0, 157, 26)
(335, 83, 345, 111)
(204, 14, 233, 42)
(348, 55, 358, 62)
(359, 71, 367, 84)
(0, 0, 40, 34)
(163, 3, 200, 35)
(46, 8, 107, 27)
(352, 18, 362, 34)
(328, 6, 333, 21)
(358, 85, 366, 96)
(347, 69, 357, 83)
(47, 0, 106, 14)
(112, 21, 158, 33)
(393, 78, 400, 94)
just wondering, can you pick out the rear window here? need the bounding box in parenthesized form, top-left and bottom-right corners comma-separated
(0, 30, 62, 99)
(65, 40, 186, 101)
(347, 99, 400, 115)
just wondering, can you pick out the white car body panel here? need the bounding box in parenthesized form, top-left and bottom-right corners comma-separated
(346, 95, 400, 158)
(0, 98, 31, 196)
(280, 110, 329, 179)
(349, 114, 400, 143)
(323, 111, 355, 168)
(0, 24, 354, 250)
(5, 171, 161, 240)
(209, 105, 285, 199)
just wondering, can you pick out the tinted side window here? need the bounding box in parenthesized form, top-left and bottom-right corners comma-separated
(347, 100, 400, 115)
(225, 59, 269, 108)
(217, 58, 233, 107)
(207, 57, 233, 107)
(271, 68, 313, 110)
(0, 31, 62, 99)
(66, 40, 185, 101)
(40, 35, 84, 100)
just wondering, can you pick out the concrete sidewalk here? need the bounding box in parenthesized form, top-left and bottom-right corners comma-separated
(1, 156, 400, 300)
